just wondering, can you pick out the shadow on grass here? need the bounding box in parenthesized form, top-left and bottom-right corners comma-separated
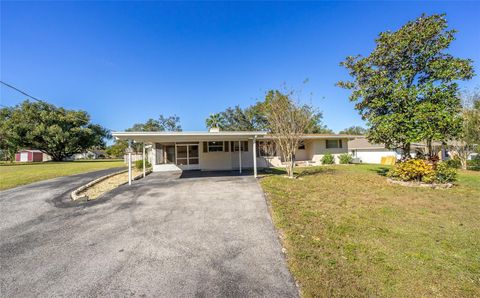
(0, 159, 123, 167)
(372, 167, 390, 177)
(259, 166, 336, 179)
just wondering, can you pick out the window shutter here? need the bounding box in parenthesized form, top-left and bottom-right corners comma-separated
(339, 140, 343, 148)
(224, 141, 229, 152)
(203, 142, 208, 153)
(243, 141, 248, 152)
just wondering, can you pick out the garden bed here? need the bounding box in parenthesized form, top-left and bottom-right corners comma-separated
(387, 178, 453, 189)
(71, 168, 150, 201)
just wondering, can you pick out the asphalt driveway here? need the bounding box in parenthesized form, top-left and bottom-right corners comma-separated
(0, 171, 298, 297)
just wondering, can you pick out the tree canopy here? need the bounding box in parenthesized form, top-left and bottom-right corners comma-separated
(207, 95, 331, 133)
(205, 113, 225, 129)
(339, 126, 367, 135)
(127, 115, 182, 132)
(107, 114, 182, 156)
(0, 100, 109, 161)
(337, 14, 474, 158)
(263, 89, 320, 177)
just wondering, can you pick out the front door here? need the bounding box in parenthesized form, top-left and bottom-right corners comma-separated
(176, 144, 199, 170)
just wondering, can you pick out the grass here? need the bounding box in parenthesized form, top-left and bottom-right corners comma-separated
(259, 164, 480, 297)
(0, 160, 126, 190)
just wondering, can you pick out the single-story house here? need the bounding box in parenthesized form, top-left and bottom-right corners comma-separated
(68, 150, 107, 160)
(15, 150, 51, 162)
(348, 137, 449, 164)
(112, 129, 356, 176)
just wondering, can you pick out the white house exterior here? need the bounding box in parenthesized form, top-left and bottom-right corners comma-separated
(112, 130, 355, 175)
(348, 137, 450, 164)
(348, 138, 399, 164)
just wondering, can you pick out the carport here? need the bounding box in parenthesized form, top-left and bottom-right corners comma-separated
(112, 130, 268, 184)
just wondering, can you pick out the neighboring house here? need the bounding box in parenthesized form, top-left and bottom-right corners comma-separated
(112, 129, 355, 174)
(15, 150, 51, 162)
(348, 136, 448, 164)
(70, 150, 107, 160)
(348, 138, 401, 164)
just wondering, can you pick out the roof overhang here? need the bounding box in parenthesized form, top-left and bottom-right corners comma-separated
(112, 131, 268, 143)
(261, 134, 357, 141)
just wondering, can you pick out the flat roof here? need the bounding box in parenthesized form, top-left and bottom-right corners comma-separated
(112, 131, 269, 142)
(112, 131, 357, 142)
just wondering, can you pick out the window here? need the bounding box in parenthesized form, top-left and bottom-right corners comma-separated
(257, 141, 276, 157)
(231, 141, 248, 152)
(326, 139, 342, 149)
(207, 141, 224, 152)
(298, 141, 305, 150)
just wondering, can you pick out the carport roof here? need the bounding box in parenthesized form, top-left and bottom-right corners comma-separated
(112, 131, 268, 142)
(112, 131, 357, 143)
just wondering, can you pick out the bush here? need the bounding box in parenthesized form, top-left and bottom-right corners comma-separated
(339, 153, 353, 164)
(321, 153, 335, 165)
(445, 157, 461, 169)
(435, 162, 457, 183)
(467, 155, 480, 171)
(134, 159, 151, 170)
(388, 159, 434, 182)
(388, 159, 457, 184)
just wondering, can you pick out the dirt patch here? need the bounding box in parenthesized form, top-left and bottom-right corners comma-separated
(79, 169, 143, 200)
(386, 178, 453, 189)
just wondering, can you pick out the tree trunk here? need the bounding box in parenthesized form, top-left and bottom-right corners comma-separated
(402, 143, 411, 160)
(460, 153, 468, 170)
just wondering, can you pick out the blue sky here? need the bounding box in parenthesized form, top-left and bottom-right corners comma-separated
(1, 1, 479, 133)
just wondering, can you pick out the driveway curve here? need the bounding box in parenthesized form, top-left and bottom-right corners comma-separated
(0, 171, 298, 297)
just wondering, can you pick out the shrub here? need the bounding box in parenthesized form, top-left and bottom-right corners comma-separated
(434, 162, 457, 183)
(321, 153, 335, 165)
(445, 157, 461, 169)
(134, 159, 151, 170)
(339, 153, 353, 164)
(467, 155, 480, 171)
(388, 159, 434, 182)
(388, 159, 457, 184)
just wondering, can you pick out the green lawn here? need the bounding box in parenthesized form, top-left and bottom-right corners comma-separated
(260, 165, 480, 297)
(0, 160, 126, 190)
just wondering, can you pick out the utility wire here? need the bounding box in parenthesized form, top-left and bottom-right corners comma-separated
(0, 80, 117, 131)
(0, 80, 44, 102)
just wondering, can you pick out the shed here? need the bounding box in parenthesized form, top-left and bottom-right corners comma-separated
(15, 150, 44, 162)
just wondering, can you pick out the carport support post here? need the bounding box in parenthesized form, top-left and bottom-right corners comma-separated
(142, 143, 146, 178)
(128, 141, 132, 186)
(253, 136, 257, 178)
(238, 140, 242, 174)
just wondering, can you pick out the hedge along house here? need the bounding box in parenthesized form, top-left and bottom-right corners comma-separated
(112, 129, 355, 178)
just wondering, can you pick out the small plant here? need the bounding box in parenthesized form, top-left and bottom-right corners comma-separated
(321, 153, 335, 165)
(339, 153, 353, 164)
(134, 159, 151, 170)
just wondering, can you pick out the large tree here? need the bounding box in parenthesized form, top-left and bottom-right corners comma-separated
(209, 99, 330, 133)
(109, 114, 182, 154)
(128, 115, 182, 132)
(205, 113, 225, 129)
(263, 89, 319, 178)
(0, 100, 109, 161)
(337, 14, 474, 159)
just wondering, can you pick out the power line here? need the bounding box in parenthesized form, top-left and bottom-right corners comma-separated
(0, 81, 43, 102)
(0, 80, 116, 131)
